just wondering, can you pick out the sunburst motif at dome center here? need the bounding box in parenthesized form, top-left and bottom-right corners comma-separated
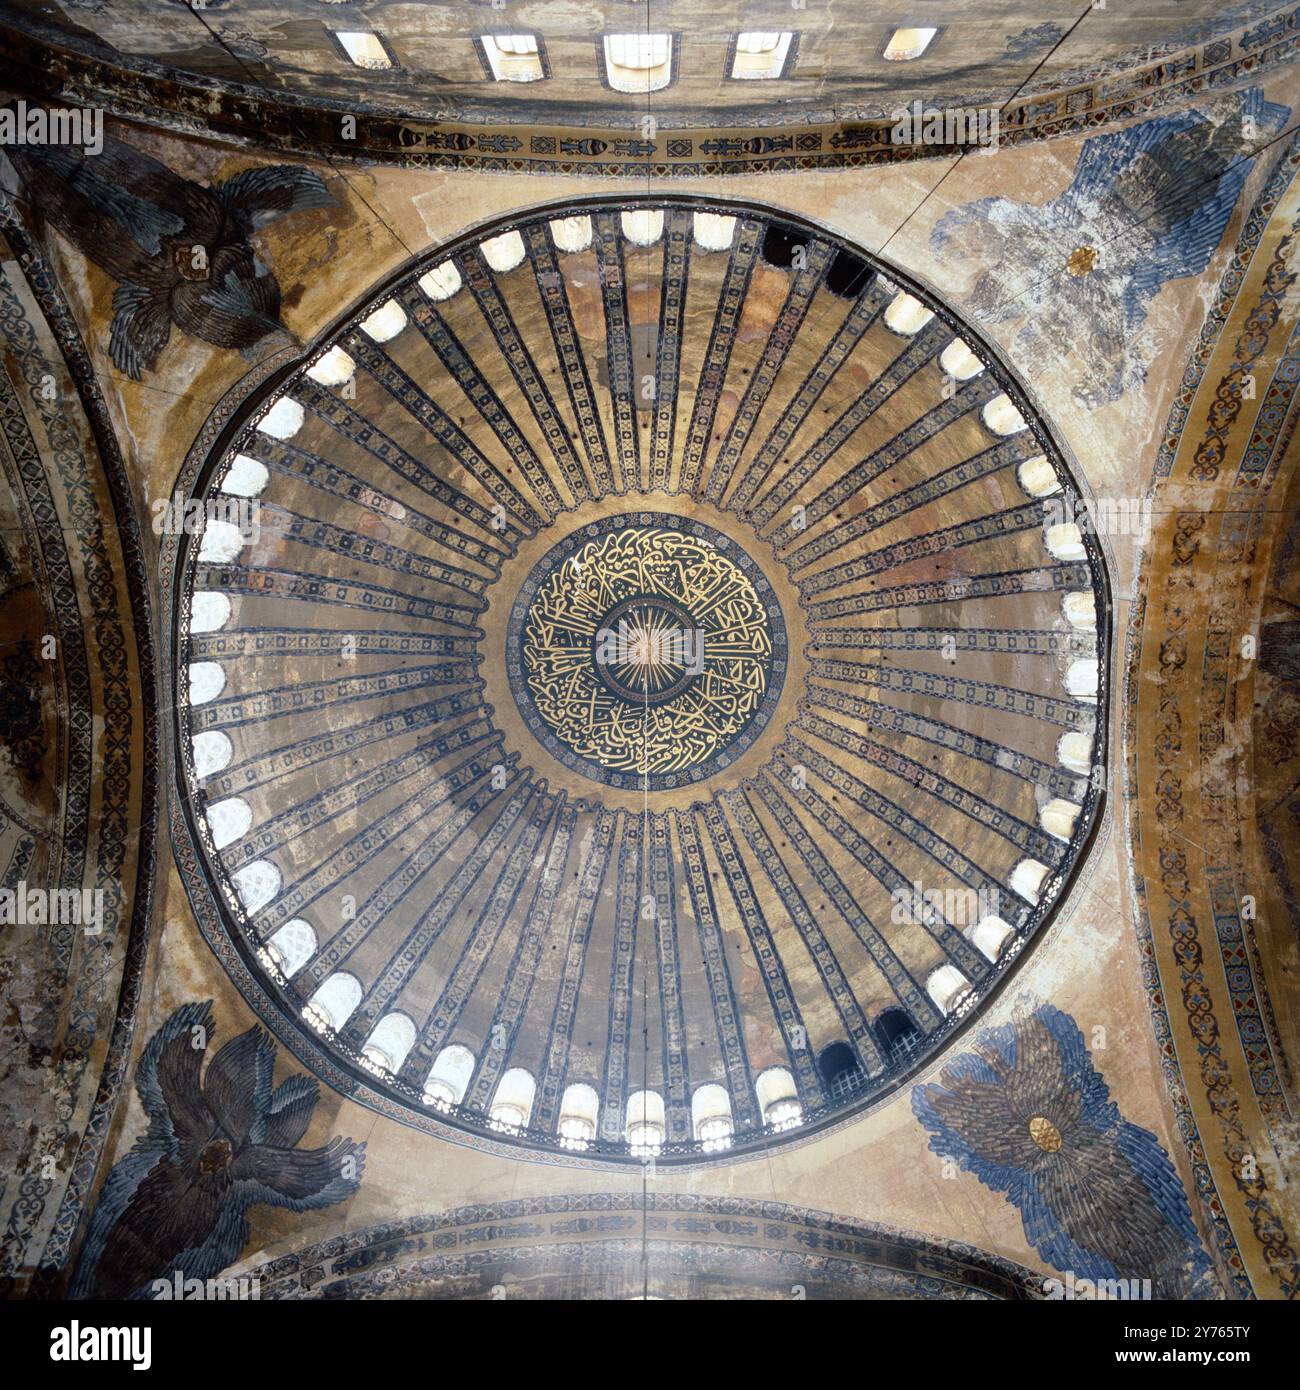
(509, 515, 784, 788)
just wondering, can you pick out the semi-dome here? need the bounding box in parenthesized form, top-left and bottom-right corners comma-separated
(171, 196, 1108, 1162)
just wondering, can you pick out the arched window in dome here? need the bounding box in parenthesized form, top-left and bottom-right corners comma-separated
(549, 215, 592, 253)
(939, 337, 983, 382)
(621, 209, 664, 247)
(480, 34, 545, 84)
(874, 1008, 923, 1066)
(730, 31, 795, 81)
(982, 393, 1028, 436)
(359, 299, 407, 343)
(306, 345, 355, 388)
(691, 1084, 734, 1151)
(256, 396, 303, 441)
(1057, 730, 1093, 776)
(883, 27, 937, 62)
(191, 730, 232, 779)
(221, 454, 269, 498)
(489, 1067, 536, 1132)
(963, 915, 1015, 964)
(303, 972, 362, 1035)
(362, 1012, 416, 1077)
(418, 260, 461, 301)
(1017, 454, 1061, 498)
(1045, 521, 1087, 562)
(423, 1045, 475, 1111)
(693, 212, 736, 251)
(1040, 798, 1082, 842)
(1065, 657, 1099, 701)
(602, 33, 674, 93)
(817, 1041, 866, 1100)
(187, 661, 225, 706)
(1062, 591, 1098, 631)
(333, 30, 393, 72)
(205, 796, 251, 851)
(558, 1083, 600, 1149)
(756, 1067, 802, 1129)
(1010, 858, 1051, 906)
(625, 1090, 665, 1155)
(258, 919, 316, 980)
(189, 591, 231, 634)
(480, 229, 526, 273)
(883, 290, 933, 336)
(926, 965, 973, 1017)
(231, 859, 280, 916)
(197, 520, 246, 564)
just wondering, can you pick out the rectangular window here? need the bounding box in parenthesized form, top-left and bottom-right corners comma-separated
(883, 27, 938, 62)
(333, 31, 394, 71)
(602, 33, 674, 92)
(731, 31, 795, 80)
(480, 34, 546, 83)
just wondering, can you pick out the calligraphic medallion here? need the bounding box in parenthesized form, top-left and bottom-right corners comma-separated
(508, 514, 786, 790)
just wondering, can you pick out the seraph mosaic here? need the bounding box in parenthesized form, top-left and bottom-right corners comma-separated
(70, 1002, 364, 1299)
(933, 89, 1291, 408)
(1, 132, 334, 379)
(912, 1003, 1217, 1298)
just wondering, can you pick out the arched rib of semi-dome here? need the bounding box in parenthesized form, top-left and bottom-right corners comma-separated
(168, 195, 1110, 1165)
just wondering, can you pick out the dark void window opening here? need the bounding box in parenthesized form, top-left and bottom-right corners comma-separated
(817, 1041, 867, 1102)
(760, 222, 805, 269)
(874, 1007, 923, 1069)
(826, 249, 871, 299)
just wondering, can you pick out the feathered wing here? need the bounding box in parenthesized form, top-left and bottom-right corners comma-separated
(1028, 1124, 1190, 1284)
(69, 1003, 217, 1298)
(146, 1202, 256, 1300)
(135, 1001, 217, 1163)
(170, 245, 287, 353)
(67, 1148, 165, 1299)
(249, 1073, 320, 1149)
(203, 1025, 275, 1143)
(230, 1135, 366, 1213)
(215, 165, 335, 229)
(90, 1159, 233, 1300)
(108, 283, 173, 380)
(5, 136, 217, 285)
(6, 142, 185, 262)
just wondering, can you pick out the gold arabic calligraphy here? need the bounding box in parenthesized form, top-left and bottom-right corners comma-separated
(521, 526, 773, 777)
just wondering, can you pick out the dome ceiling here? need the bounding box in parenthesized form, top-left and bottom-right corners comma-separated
(171, 197, 1108, 1162)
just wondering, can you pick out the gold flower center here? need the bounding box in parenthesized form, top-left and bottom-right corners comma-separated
(1066, 245, 1099, 277)
(1028, 1115, 1063, 1152)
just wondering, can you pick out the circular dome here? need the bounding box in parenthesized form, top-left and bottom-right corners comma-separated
(171, 197, 1108, 1163)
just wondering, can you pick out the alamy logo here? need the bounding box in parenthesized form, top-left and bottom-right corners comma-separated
(1044, 494, 1152, 540)
(49, 1322, 151, 1370)
(151, 492, 261, 545)
(0, 101, 103, 155)
(891, 100, 999, 150)
(890, 881, 1001, 927)
(1042, 1271, 1153, 1300)
(0, 880, 103, 932)
(594, 620, 705, 675)
(150, 1270, 260, 1300)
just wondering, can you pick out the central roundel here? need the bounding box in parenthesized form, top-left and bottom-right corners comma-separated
(508, 513, 786, 790)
